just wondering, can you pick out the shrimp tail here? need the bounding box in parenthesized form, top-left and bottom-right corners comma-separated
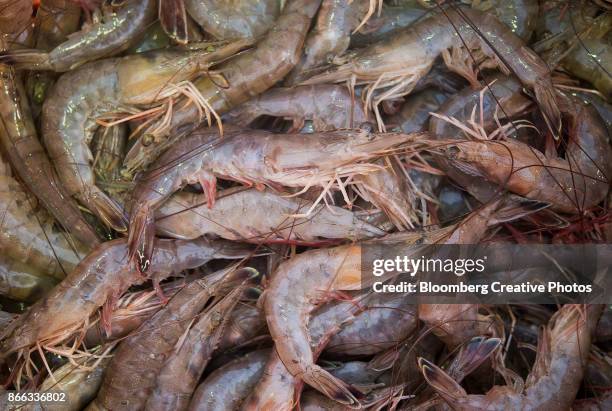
(89, 189, 129, 232)
(301, 365, 361, 407)
(128, 204, 155, 273)
(534, 78, 562, 139)
(0, 49, 52, 70)
(419, 357, 467, 401)
(159, 0, 188, 44)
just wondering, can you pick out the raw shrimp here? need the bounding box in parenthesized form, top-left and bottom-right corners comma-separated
(124, 0, 322, 172)
(0, 258, 57, 303)
(23, 354, 111, 411)
(439, 97, 612, 213)
(0, 0, 31, 36)
(188, 349, 271, 411)
(420, 304, 603, 411)
(146, 286, 245, 411)
(90, 266, 255, 411)
(242, 297, 363, 409)
(0, 46, 100, 246)
(287, 0, 369, 84)
(0, 238, 252, 359)
(429, 75, 534, 203)
(155, 187, 385, 244)
(0, 158, 89, 279)
(227, 85, 368, 131)
(261, 243, 389, 405)
(562, 39, 612, 100)
(1, 0, 157, 71)
(128, 126, 415, 272)
(325, 293, 417, 356)
(42, 42, 249, 231)
(303, 6, 561, 135)
(184, 0, 280, 40)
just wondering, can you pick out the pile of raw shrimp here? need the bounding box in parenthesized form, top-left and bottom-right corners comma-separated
(0, 0, 610, 409)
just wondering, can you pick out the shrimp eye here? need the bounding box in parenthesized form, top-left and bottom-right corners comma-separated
(142, 133, 155, 147)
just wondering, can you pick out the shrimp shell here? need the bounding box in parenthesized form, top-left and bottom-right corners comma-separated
(439, 98, 612, 213)
(0, 164, 88, 279)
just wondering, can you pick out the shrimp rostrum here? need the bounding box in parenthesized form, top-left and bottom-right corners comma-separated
(128, 126, 420, 273)
(303, 5, 561, 135)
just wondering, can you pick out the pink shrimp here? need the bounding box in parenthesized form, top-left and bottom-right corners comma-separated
(420, 304, 603, 411)
(302, 5, 561, 135)
(0, 238, 252, 360)
(155, 187, 385, 244)
(90, 266, 256, 411)
(128, 126, 417, 273)
(242, 297, 364, 409)
(437, 96, 612, 213)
